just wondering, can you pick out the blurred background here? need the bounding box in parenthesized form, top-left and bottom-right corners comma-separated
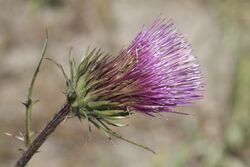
(0, 0, 250, 166)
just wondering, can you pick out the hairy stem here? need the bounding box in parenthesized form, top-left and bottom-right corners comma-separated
(15, 103, 70, 167)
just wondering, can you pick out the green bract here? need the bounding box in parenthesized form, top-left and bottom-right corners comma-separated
(67, 49, 130, 123)
(60, 48, 154, 153)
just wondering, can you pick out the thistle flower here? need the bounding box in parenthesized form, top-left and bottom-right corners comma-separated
(65, 18, 203, 151)
(14, 18, 205, 167)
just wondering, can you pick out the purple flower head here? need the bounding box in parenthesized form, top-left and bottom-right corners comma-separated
(72, 18, 203, 115)
(65, 17, 204, 152)
(67, 18, 203, 128)
(120, 18, 204, 113)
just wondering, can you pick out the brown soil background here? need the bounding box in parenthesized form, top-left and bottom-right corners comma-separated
(0, 0, 250, 166)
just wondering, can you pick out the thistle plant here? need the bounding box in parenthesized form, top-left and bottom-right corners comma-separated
(14, 18, 203, 167)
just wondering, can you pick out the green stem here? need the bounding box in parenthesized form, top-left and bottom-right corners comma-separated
(24, 32, 48, 148)
(25, 100, 33, 147)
